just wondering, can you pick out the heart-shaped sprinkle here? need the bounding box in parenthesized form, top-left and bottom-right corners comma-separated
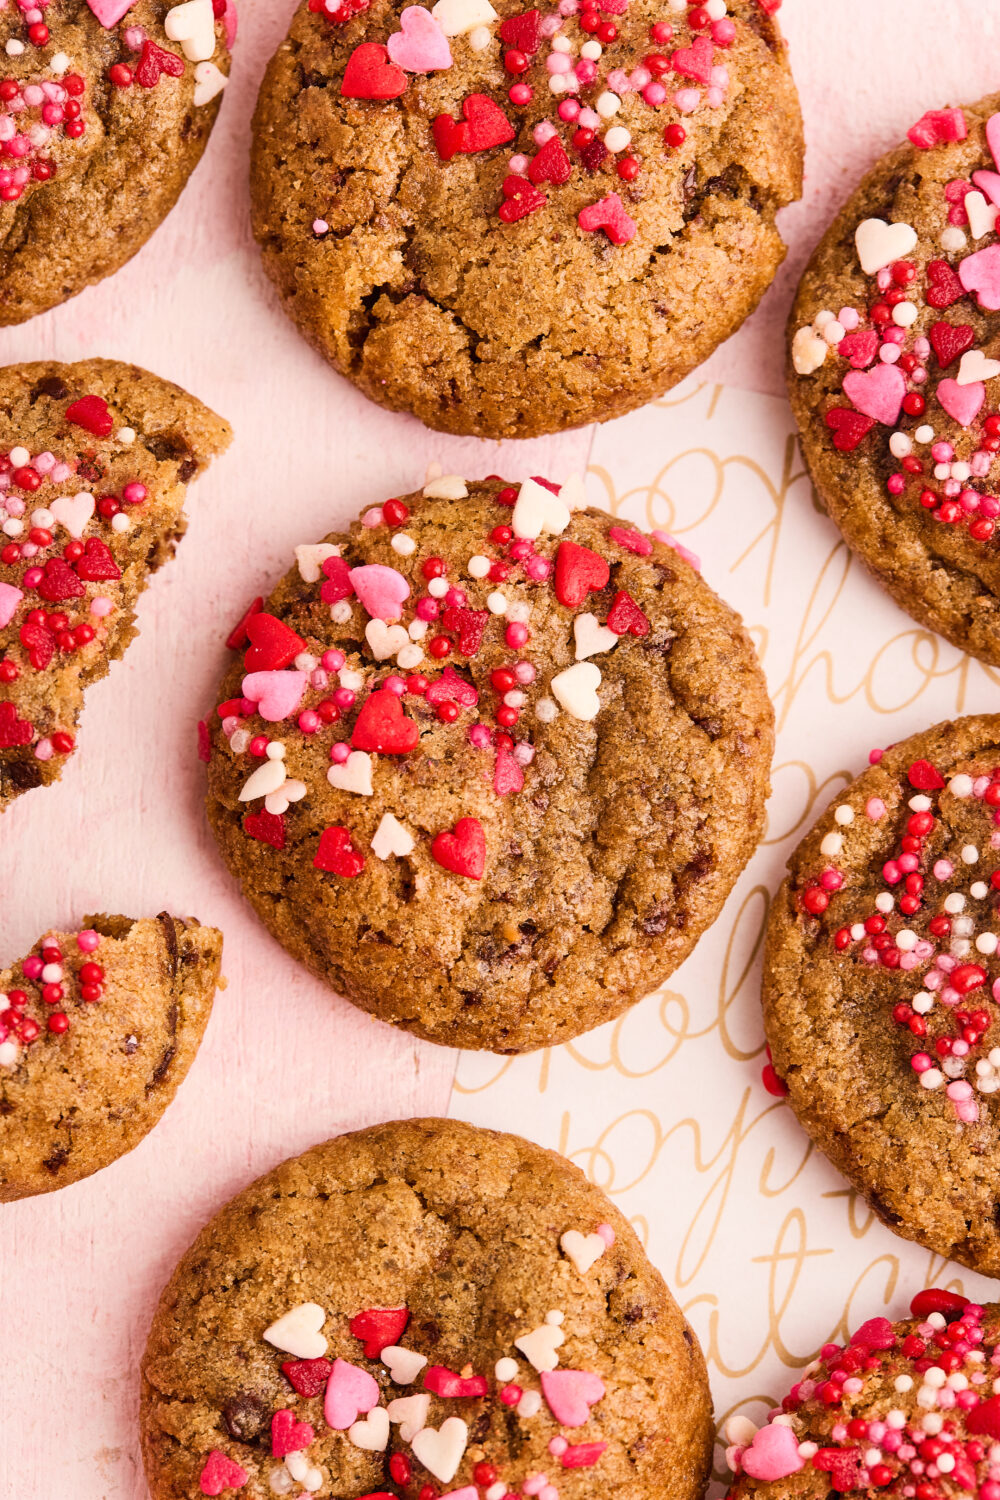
(0, 701, 34, 748)
(837, 330, 878, 369)
(670, 33, 713, 84)
(328, 749, 374, 796)
(960, 244, 1000, 311)
(936, 377, 985, 428)
(551, 661, 601, 720)
(560, 1227, 608, 1274)
(271, 1408, 315, 1459)
(433, 112, 470, 160)
(199, 1450, 249, 1495)
(164, 0, 217, 61)
(382, 1344, 428, 1383)
(560, 1442, 608, 1469)
(296, 542, 341, 583)
(193, 60, 228, 105)
(314, 826, 366, 877)
(926, 258, 967, 309)
(341, 42, 408, 99)
(350, 563, 411, 621)
(431, 0, 497, 34)
(499, 174, 546, 223)
(324, 1358, 381, 1429)
(282, 1357, 333, 1397)
(498, 6, 540, 50)
(854, 218, 918, 276)
(578, 192, 636, 245)
(85, 0, 135, 23)
(65, 393, 114, 436)
(38, 558, 86, 603)
(494, 747, 523, 796)
(239, 758, 286, 803)
(512, 477, 571, 540)
(371, 813, 416, 860)
(957, 349, 1000, 386)
(226, 596, 264, 651)
(974, 167, 1000, 211)
(968, 1395, 1000, 1439)
(352, 690, 419, 754)
(410, 1416, 469, 1483)
(574, 612, 618, 661)
(263, 1302, 328, 1360)
(440, 605, 489, 656)
(908, 758, 945, 791)
(514, 1319, 565, 1372)
(907, 107, 967, 149)
(825, 407, 876, 452)
(608, 525, 652, 555)
(425, 665, 478, 707)
(321, 555, 354, 604)
(75, 536, 122, 582)
(388, 1392, 432, 1441)
(135, 38, 186, 87)
(424, 1365, 489, 1398)
(528, 135, 571, 185)
(242, 670, 308, 722)
(929, 321, 975, 369)
(606, 589, 649, 637)
(244, 808, 286, 847)
(434, 93, 514, 158)
(365, 619, 410, 660)
(0, 582, 23, 630)
(244, 613, 306, 671)
(349, 1406, 391, 1451)
(842, 364, 906, 426)
(554, 540, 609, 608)
(49, 491, 96, 539)
(431, 817, 486, 879)
(540, 1368, 606, 1427)
(387, 6, 452, 72)
(740, 1422, 804, 1482)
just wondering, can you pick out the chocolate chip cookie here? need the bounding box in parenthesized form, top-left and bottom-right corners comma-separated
(204, 477, 773, 1052)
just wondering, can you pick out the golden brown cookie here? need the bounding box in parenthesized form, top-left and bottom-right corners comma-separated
(140, 1117, 713, 1500)
(0, 0, 233, 324)
(789, 92, 1000, 665)
(0, 912, 223, 1199)
(251, 0, 802, 438)
(764, 712, 1000, 1278)
(203, 477, 773, 1052)
(724, 1287, 1000, 1500)
(0, 358, 231, 811)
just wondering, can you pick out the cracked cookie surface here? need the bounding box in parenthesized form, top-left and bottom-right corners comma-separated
(251, 0, 801, 438)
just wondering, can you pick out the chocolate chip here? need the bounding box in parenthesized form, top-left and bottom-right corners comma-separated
(222, 1391, 271, 1443)
(29, 375, 69, 402)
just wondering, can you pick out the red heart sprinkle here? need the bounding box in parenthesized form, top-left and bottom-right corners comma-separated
(910, 1287, 968, 1318)
(528, 135, 571, 186)
(849, 1316, 896, 1351)
(606, 589, 649, 637)
(351, 689, 419, 753)
(243, 612, 307, 672)
(441, 604, 489, 656)
(0, 700, 34, 747)
(282, 1357, 333, 1398)
(908, 108, 967, 150)
(756, 0, 781, 12)
(670, 34, 713, 84)
(243, 808, 286, 849)
(837, 330, 878, 369)
(969, 1396, 1000, 1440)
(433, 92, 514, 160)
(424, 1365, 489, 1398)
(431, 816, 486, 880)
(926, 258, 966, 309)
(135, 37, 186, 87)
(320, 555, 354, 604)
(560, 1443, 608, 1469)
(907, 758, 945, 790)
(198, 719, 212, 763)
(425, 664, 479, 707)
(19, 618, 56, 670)
(432, 112, 470, 160)
(37, 557, 86, 602)
(929, 320, 975, 368)
(341, 41, 407, 99)
(498, 7, 541, 52)
(554, 540, 609, 608)
(64, 393, 113, 438)
(813, 1449, 861, 1492)
(499, 173, 546, 223)
(824, 407, 876, 452)
(608, 525, 652, 556)
(198, 1450, 249, 1496)
(74, 537, 122, 582)
(271, 1409, 316, 1459)
(350, 1306, 410, 1356)
(314, 825, 366, 877)
(225, 595, 263, 650)
(577, 192, 636, 245)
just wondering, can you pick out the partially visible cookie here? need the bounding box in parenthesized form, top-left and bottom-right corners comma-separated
(764, 712, 1000, 1278)
(0, 359, 232, 811)
(251, 0, 802, 438)
(140, 1116, 713, 1500)
(725, 1288, 1000, 1500)
(0, 912, 223, 1199)
(0, 0, 234, 325)
(789, 92, 1000, 664)
(204, 477, 773, 1052)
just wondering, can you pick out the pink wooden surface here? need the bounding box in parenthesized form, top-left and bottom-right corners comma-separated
(2, 2, 999, 1494)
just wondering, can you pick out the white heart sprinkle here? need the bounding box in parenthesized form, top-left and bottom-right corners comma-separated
(411, 1417, 469, 1482)
(513, 1321, 564, 1372)
(550, 661, 602, 721)
(966, 190, 998, 241)
(511, 478, 571, 541)
(382, 1344, 428, 1383)
(559, 472, 588, 512)
(348, 1406, 390, 1452)
(371, 814, 416, 860)
(423, 473, 469, 498)
(193, 59, 227, 104)
(366, 619, 410, 661)
(239, 759, 286, 802)
(327, 750, 374, 796)
(430, 0, 496, 34)
(295, 542, 340, 583)
(49, 491, 95, 540)
(854, 218, 918, 276)
(560, 1228, 607, 1275)
(387, 1393, 431, 1442)
(573, 613, 618, 661)
(164, 0, 216, 59)
(957, 349, 1000, 386)
(265, 777, 307, 815)
(263, 1302, 328, 1360)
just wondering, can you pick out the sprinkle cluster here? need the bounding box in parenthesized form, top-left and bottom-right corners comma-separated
(310, 0, 782, 246)
(0, 926, 104, 1064)
(197, 1221, 616, 1498)
(793, 107, 1000, 546)
(206, 476, 684, 885)
(727, 1290, 1000, 1500)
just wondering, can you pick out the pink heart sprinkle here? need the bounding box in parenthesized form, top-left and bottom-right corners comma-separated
(349, 563, 411, 621)
(386, 6, 452, 72)
(84, 0, 135, 27)
(959, 244, 1000, 311)
(577, 192, 636, 245)
(324, 1358, 380, 1430)
(540, 1369, 606, 1428)
(842, 364, 906, 426)
(973, 169, 1000, 210)
(242, 670, 308, 722)
(741, 1423, 804, 1482)
(936, 376, 986, 428)
(0, 581, 23, 629)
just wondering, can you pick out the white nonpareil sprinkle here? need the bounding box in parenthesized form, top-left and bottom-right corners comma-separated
(486, 591, 508, 614)
(467, 555, 491, 578)
(834, 804, 854, 825)
(392, 533, 416, 556)
(962, 844, 979, 864)
(948, 773, 973, 797)
(595, 90, 620, 117)
(820, 832, 843, 857)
